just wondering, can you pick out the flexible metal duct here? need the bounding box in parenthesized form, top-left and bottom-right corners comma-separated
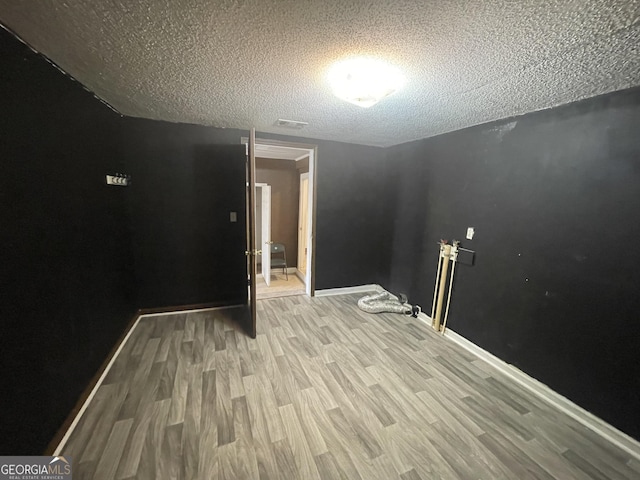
(358, 291, 414, 315)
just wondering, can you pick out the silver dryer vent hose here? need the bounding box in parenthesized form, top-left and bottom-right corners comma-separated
(357, 291, 413, 315)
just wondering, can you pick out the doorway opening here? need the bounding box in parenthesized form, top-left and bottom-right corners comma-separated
(242, 137, 317, 300)
(255, 182, 305, 298)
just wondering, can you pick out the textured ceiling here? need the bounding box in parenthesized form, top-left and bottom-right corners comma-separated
(1, 0, 639, 147)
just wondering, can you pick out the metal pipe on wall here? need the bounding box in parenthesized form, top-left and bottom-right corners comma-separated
(440, 241, 459, 335)
(430, 242, 445, 322)
(431, 240, 459, 333)
(432, 242, 452, 331)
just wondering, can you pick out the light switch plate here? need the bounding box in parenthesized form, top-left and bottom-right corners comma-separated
(230, 212, 237, 222)
(466, 227, 475, 240)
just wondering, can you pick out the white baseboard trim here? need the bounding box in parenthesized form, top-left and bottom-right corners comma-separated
(314, 284, 383, 297)
(139, 304, 244, 319)
(53, 303, 244, 454)
(414, 312, 640, 461)
(53, 313, 145, 455)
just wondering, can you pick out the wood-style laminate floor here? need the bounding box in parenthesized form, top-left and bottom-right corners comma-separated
(256, 273, 306, 300)
(61, 293, 640, 479)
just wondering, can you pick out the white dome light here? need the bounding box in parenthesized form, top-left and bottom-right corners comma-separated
(328, 57, 404, 108)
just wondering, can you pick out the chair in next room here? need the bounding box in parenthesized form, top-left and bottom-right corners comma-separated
(270, 243, 288, 280)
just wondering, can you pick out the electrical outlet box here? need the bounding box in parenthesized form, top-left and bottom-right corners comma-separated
(457, 248, 475, 266)
(466, 227, 475, 240)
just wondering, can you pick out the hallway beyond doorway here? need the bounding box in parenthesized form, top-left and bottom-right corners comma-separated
(246, 137, 317, 296)
(256, 272, 306, 300)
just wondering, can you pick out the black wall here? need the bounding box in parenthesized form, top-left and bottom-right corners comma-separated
(313, 140, 393, 289)
(0, 29, 136, 454)
(121, 120, 248, 308)
(386, 87, 640, 440)
(257, 133, 393, 289)
(120, 125, 393, 306)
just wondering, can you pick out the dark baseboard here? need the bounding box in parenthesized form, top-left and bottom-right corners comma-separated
(44, 309, 140, 455)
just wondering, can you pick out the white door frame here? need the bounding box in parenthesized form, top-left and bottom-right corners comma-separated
(241, 137, 317, 296)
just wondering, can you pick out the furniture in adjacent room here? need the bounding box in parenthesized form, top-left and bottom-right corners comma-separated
(270, 243, 288, 280)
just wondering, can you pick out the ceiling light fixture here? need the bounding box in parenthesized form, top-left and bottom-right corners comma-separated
(328, 57, 404, 108)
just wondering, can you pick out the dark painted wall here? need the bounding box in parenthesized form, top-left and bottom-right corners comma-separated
(0, 29, 136, 454)
(386, 87, 640, 440)
(314, 142, 392, 289)
(257, 133, 393, 289)
(124, 128, 393, 297)
(122, 127, 392, 307)
(122, 126, 393, 305)
(121, 119, 248, 308)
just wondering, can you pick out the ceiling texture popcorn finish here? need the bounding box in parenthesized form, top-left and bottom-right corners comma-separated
(0, 0, 639, 147)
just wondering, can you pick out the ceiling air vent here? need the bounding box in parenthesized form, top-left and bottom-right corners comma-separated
(275, 118, 308, 129)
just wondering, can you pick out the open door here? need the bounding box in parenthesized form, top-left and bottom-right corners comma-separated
(244, 128, 257, 338)
(261, 185, 272, 286)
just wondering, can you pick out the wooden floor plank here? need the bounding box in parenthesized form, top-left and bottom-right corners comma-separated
(115, 399, 154, 479)
(217, 442, 237, 480)
(94, 419, 133, 480)
(136, 398, 171, 480)
(279, 403, 322, 480)
(80, 382, 129, 465)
